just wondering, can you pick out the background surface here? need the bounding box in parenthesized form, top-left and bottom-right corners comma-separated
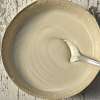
(0, 0, 100, 100)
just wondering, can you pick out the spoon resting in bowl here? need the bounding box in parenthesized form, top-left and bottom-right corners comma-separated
(64, 40, 100, 68)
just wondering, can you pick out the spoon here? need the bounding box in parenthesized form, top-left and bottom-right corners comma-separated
(64, 40, 100, 68)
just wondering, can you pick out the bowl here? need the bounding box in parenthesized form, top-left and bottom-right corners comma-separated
(1, 0, 100, 99)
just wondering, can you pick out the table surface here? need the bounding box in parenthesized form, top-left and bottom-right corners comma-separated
(0, 0, 100, 100)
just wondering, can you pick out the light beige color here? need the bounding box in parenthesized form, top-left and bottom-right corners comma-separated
(0, 0, 100, 100)
(12, 1, 100, 98)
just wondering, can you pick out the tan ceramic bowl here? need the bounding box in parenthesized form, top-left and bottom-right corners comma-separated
(1, 0, 100, 99)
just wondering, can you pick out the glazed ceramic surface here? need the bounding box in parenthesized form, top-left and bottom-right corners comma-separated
(1, 0, 100, 99)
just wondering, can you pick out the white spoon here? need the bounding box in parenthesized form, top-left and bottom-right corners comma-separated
(64, 40, 100, 68)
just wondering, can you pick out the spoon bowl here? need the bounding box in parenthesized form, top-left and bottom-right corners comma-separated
(64, 40, 100, 68)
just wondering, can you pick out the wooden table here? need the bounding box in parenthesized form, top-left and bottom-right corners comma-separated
(0, 0, 100, 100)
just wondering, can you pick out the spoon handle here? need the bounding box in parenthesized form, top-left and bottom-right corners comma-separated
(79, 54, 100, 67)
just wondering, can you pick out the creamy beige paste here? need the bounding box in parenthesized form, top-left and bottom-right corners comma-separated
(13, 8, 96, 92)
